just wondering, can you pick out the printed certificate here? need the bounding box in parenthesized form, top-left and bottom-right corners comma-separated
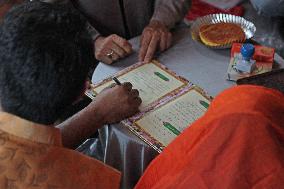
(86, 61, 212, 153)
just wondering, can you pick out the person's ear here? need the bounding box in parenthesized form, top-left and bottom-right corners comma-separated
(73, 79, 90, 104)
(82, 79, 91, 96)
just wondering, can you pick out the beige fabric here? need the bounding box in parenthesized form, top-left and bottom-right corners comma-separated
(0, 112, 121, 189)
(74, 0, 190, 38)
(46, 0, 190, 39)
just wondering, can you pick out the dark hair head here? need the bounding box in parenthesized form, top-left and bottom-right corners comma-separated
(0, 1, 93, 125)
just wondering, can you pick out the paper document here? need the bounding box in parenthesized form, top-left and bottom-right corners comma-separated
(87, 61, 211, 153)
(93, 63, 186, 110)
(135, 89, 210, 146)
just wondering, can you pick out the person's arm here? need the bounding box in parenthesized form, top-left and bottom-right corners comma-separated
(139, 0, 191, 62)
(43, 0, 132, 65)
(57, 82, 142, 148)
(56, 101, 105, 149)
(151, 0, 191, 29)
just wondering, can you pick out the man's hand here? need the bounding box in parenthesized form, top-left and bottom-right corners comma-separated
(94, 34, 133, 64)
(139, 20, 172, 63)
(57, 82, 141, 148)
(91, 82, 142, 124)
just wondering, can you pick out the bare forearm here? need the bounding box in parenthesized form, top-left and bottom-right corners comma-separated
(56, 83, 141, 149)
(56, 103, 105, 149)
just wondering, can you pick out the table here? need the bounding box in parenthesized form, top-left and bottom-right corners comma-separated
(79, 4, 284, 189)
(91, 27, 235, 96)
(87, 28, 235, 189)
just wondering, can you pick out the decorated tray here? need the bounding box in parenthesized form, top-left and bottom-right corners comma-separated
(191, 14, 256, 49)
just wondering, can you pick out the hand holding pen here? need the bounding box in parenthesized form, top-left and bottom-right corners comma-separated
(112, 77, 122, 85)
(90, 77, 142, 124)
(112, 77, 141, 105)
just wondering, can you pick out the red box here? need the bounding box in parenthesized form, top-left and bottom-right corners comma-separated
(231, 43, 275, 63)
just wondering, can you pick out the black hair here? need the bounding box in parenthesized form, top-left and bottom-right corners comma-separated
(280, 18, 284, 40)
(0, 1, 93, 125)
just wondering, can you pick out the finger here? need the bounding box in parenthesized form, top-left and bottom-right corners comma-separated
(96, 47, 114, 64)
(130, 89, 139, 98)
(129, 106, 140, 116)
(133, 97, 142, 106)
(86, 80, 92, 89)
(122, 82, 133, 91)
(128, 98, 142, 112)
(166, 32, 172, 49)
(139, 32, 152, 61)
(110, 51, 120, 61)
(159, 32, 167, 52)
(101, 56, 113, 64)
(144, 32, 159, 63)
(112, 35, 133, 54)
(108, 83, 117, 88)
(140, 33, 144, 47)
(111, 43, 126, 58)
(102, 83, 116, 91)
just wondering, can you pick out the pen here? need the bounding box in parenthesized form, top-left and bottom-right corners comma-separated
(112, 77, 122, 85)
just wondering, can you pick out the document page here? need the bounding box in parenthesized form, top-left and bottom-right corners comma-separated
(93, 63, 186, 109)
(135, 89, 210, 146)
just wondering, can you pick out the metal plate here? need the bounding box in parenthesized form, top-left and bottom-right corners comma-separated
(191, 14, 256, 49)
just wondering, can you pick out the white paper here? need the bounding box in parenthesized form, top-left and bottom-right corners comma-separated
(93, 63, 185, 110)
(135, 89, 210, 146)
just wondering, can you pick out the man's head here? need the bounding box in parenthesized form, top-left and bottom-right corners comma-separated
(0, 1, 93, 125)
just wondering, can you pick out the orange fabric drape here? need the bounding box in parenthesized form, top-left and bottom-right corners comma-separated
(0, 112, 121, 189)
(135, 85, 284, 189)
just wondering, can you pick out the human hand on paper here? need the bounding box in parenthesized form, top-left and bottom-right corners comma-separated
(94, 34, 133, 64)
(91, 82, 142, 124)
(139, 20, 172, 63)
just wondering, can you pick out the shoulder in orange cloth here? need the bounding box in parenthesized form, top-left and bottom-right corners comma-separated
(0, 113, 121, 189)
(135, 85, 284, 189)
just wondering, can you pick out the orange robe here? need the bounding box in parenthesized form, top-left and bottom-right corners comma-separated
(135, 85, 284, 189)
(0, 112, 121, 189)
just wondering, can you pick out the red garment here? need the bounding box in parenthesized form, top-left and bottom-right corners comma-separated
(185, 0, 245, 22)
(135, 85, 284, 189)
